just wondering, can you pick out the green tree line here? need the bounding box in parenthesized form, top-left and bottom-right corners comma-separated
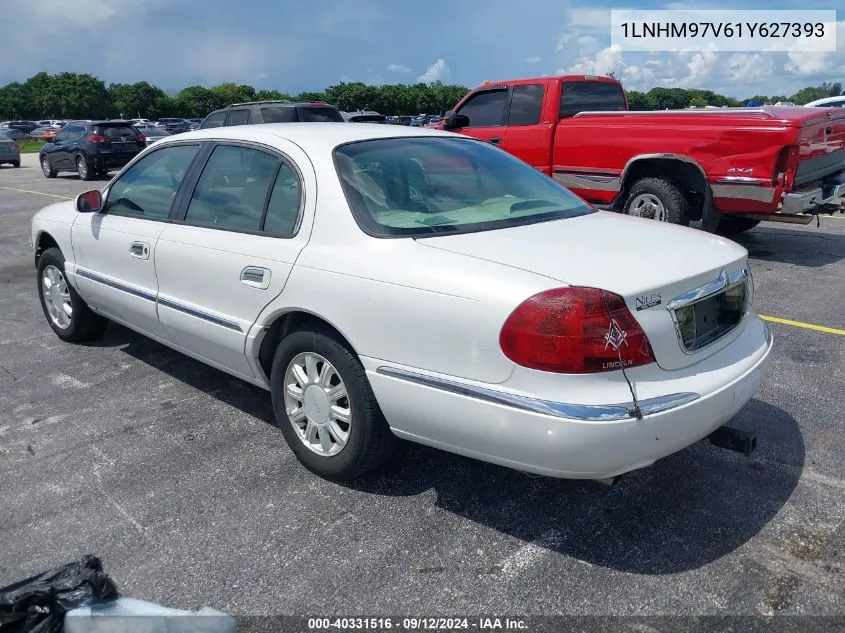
(1, 72, 843, 120)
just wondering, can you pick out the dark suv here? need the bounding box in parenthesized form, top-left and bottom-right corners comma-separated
(200, 100, 344, 128)
(39, 120, 146, 180)
(156, 118, 191, 134)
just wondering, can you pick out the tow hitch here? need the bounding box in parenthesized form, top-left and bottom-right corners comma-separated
(708, 425, 757, 457)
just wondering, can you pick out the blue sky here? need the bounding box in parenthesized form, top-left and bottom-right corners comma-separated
(1, 0, 842, 98)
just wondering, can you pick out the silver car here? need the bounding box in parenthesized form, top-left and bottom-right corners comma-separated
(0, 130, 21, 168)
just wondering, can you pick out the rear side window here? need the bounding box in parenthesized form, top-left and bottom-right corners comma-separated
(202, 112, 227, 128)
(65, 125, 87, 140)
(184, 145, 278, 231)
(225, 109, 251, 126)
(457, 90, 508, 128)
(263, 163, 302, 235)
(261, 107, 297, 123)
(560, 81, 627, 118)
(508, 84, 544, 126)
(296, 107, 344, 123)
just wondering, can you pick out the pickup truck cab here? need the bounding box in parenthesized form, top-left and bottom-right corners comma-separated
(443, 75, 845, 234)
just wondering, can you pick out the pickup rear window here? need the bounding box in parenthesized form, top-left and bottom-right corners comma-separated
(559, 81, 626, 118)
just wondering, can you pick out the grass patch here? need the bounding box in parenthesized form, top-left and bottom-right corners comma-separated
(18, 139, 46, 153)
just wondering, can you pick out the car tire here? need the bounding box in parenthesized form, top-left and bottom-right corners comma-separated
(716, 217, 761, 236)
(41, 155, 57, 178)
(37, 247, 108, 343)
(269, 326, 398, 480)
(76, 154, 93, 181)
(12, 160, 20, 168)
(624, 177, 691, 226)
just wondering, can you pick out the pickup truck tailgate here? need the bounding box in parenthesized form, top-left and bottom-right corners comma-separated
(794, 107, 845, 186)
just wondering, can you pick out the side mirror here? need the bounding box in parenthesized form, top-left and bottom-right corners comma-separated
(75, 189, 103, 213)
(443, 110, 469, 130)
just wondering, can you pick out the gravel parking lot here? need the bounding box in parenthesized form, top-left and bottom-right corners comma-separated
(1, 153, 844, 619)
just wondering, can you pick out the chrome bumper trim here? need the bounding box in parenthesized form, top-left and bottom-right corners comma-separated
(782, 186, 845, 215)
(376, 366, 700, 422)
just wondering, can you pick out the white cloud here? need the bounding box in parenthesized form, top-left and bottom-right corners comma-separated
(556, 8, 610, 51)
(386, 63, 411, 73)
(526, 56, 542, 64)
(417, 59, 450, 83)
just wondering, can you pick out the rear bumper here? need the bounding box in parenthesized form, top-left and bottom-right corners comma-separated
(782, 172, 845, 215)
(0, 151, 20, 161)
(91, 152, 140, 170)
(366, 316, 773, 479)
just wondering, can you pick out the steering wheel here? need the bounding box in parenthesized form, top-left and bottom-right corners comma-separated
(113, 197, 144, 214)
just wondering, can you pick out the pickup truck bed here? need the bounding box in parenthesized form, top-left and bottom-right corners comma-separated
(444, 76, 845, 234)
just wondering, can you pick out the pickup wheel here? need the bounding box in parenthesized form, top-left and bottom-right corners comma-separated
(269, 327, 398, 480)
(624, 178, 691, 226)
(37, 247, 108, 342)
(716, 217, 761, 235)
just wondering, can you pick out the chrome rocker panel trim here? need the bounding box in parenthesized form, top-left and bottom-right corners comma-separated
(75, 267, 243, 332)
(376, 366, 700, 422)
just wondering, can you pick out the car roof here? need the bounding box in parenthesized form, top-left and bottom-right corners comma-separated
(161, 122, 457, 155)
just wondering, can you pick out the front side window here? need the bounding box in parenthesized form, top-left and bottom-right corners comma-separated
(184, 145, 278, 231)
(335, 137, 593, 238)
(457, 90, 508, 128)
(104, 145, 201, 218)
(225, 109, 251, 126)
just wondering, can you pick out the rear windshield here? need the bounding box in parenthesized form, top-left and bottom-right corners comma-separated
(95, 125, 140, 140)
(334, 137, 593, 238)
(297, 107, 344, 123)
(560, 81, 627, 118)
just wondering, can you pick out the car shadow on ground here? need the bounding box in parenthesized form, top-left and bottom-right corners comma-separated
(95, 324, 804, 576)
(733, 224, 845, 267)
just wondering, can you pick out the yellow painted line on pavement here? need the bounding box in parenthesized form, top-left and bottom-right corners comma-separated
(760, 315, 845, 336)
(0, 186, 72, 200)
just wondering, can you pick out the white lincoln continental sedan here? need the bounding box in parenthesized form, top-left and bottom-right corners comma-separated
(31, 123, 773, 481)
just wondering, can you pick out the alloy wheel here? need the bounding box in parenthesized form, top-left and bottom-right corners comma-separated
(283, 352, 352, 457)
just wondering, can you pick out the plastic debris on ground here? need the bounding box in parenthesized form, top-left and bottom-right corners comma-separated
(0, 555, 236, 632)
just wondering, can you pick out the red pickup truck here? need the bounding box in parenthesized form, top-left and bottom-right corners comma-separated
(441, 75, 845, 234)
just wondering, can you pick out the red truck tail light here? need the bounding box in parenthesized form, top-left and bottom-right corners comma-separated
(773, 145, 799, 186)
(87, 134, 107, 143)
(500, 287, 655, 374)
(137, 133, 146, 142)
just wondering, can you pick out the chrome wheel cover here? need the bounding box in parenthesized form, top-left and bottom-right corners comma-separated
(628, 193, 667, 221)
(283, 352, 351, 457)
(41, 265, 73, 329)
(41, 157, 51, 176)
(77, 156, 87, 178)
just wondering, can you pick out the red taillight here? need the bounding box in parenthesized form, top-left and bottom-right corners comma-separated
(87, 134, 107, 143)
(500, 287, 655, 374)
(772, 145, 799, 186)
(137, 133, 146, 142)
(12, 143, 19, 150)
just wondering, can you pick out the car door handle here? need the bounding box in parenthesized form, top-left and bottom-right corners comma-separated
(489, 137, 502, 144)
(240, 266, 271, 289)
(129, 241, 150, 260)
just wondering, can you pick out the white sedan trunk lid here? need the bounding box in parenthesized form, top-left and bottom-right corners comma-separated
(417, 211, 750, 370)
